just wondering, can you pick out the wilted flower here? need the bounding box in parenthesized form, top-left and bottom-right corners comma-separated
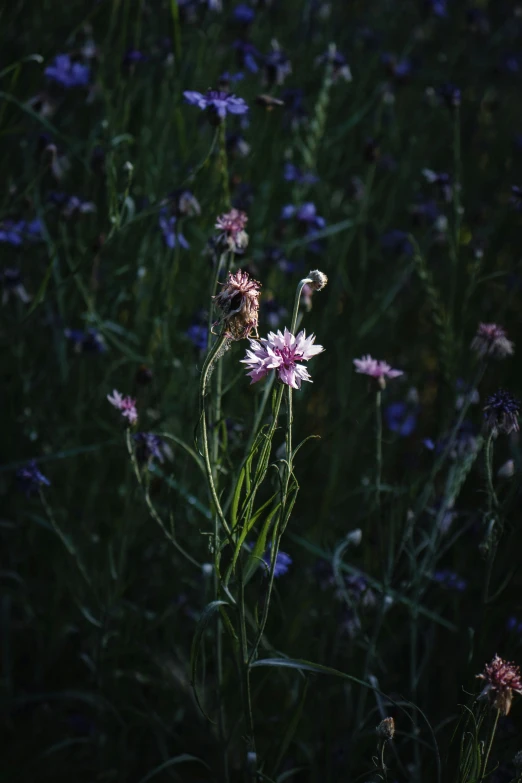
(44, 54, 91, 88)
(16, 461, 51, 496)
(64, 328, 106, 354)
(307, 269, 328, 291)
(263, 545, 292, 577)
(107, 390, 138, 426)
(376, 717, 395, 740)
(213, 269, 261, 340)
(241, 327, 324, 389)
(133, 433, 171, 465)
(354, 355, 403, 389)
(483, 390, 520, 435)
(471, 323, 514, 360)
(215, 209, 249, 253)
(183, 88, 249, 123)
(477, 654, 522, 715)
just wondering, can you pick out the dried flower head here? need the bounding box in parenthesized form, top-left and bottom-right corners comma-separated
(471, 323, 514, 360)
(483, 390, 520, 435)
(307, 269, 328, 291)
(215, 209, 249, 253)
(107, 389, 138, 426)
(376, 717, 395, 740)
(353, 355, 403, 390)
(476, 654, 522, 715)
(241, 327, 324, 389)
(213, 270, 261, 340)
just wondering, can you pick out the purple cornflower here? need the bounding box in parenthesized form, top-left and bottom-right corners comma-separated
(483, 390, 520, 435)
(0, 218, 43, 246)
(263, 545, 292, 577)
(64, 328, 106, 354)
(477, 655, 522, 715)
(263, 41, 292, 87)
(215, 209, 249, 253)
(471, 323, 515, 360)
(16, 461, 50, 496)
(233, 40, 261, 73)
(385, 401, 418, 436)
(432, 569, 467, 591)
(353, 355, 403, 389)
(44, 54, 91, 88)
(133, 433, 170, 465)
(241, 327, 324, 389)
(283, 163, 319, 185)
(159, 212, 189, 250)
(107, 390, 138, 426)
(183, 89, 249, 123)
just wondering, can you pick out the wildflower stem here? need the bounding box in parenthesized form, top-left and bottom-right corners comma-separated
(291, 277, 312, 334)
(375, 389, 382, 505)
(484, 431, 499, 511)
(217, 122, 230, 211)
(481, 709, 500, 781)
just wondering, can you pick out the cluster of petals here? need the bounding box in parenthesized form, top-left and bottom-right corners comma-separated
(353, 355, 403, 388)
(215, 208, 249, 253)
(477, 654, 522, 715)
(241, 327, 324, 389)
(471, 322, 514, 359)
(213, 269, 261, 340)
(107, 390, 138, 426)
(183, 89, 249, 121)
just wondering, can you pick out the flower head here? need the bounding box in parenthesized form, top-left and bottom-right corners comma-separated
(215, 209, 249, 253)
(471, 323, 514, 360)
(107, 390, 138, 426)
(307, 269, 328, 291)
(16, 461, 51, 496)
(315, 47, 352, 82)
(64, 328, 106, 354)
(44, 54, 91, 88)
(133, 433, 171, 465)
(263, 545, 292, 577)
(354, 355, 403, 389)
(263, 40, 292, 87)
(241, 327, 324, 389)
(483, 390, 520, 435)
(376, 717, 395, 740)
(213, 270, 261, 340)
(183, 89, 249, 123)
(477, 654, 522, 715)
(159, 211, 189, 250)
(0, 218, 43, 246)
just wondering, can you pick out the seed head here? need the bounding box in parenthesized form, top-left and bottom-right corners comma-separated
(307, 269, 328, 291)
(213, 269, 261, 340)
(471, 323, 514, 360)
(483, 389, 520, 435)
(376, 717, 395, 740)
(476, 654, 522, 715)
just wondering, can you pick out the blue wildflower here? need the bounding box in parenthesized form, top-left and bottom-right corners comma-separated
(426, 0, 448, 18)
(133, 433, 169, 465)
(484, 390, 520, 435)
(263, 41, 291, 87)
(186, 323, 208, 351)
(507, 617, 522, 635)
(0, 218, 43, 246)
(183, 88, 249, 122)
(64, 328, 106, 354)
(432, 570, 467, 591)
(159, 211, 189, 250)
(381, 53, 412, 81)
(1, 268, 31, 304)
(17, 461, 50, 496)
(263, 545, 292, 577)
(44, 54, 91, 88)
(315, 48, 352, 82)
(233, 3, 255, 23)
(233, 40, 260, 73)
(385, 401, 418, 436)
(281, 202, 325, 231)
(283, 163, 319, 185)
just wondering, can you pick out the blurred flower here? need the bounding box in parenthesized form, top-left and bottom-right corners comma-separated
(45, 54, 91, 88)
(218, 71, 245, 91)
(167, 189, 201, 217)
(215, 208, 249, 253)
(64, 327, 106, 354)
(133, 433, 172, 465)
(471, 323, 514, 360)
(281, 202, 326, 234)
(263, 545, 292, 576)
(214, 269, 261, 340)
(183, 89, 249, 122)
(0, 218, 43, 246)
(186, 322, 208, 351)
(283, 163, 319, 184)
(315, 47, 352, 82)
(380, 230, 413, 256)
(410, 198, 440, 226)
(483, 390, 520, 435)
(107, 390, 138, 426)
(426, 0, 448, 17)
(16, 461, 50, 496)
(233, 40, 261, 73)
(262, 295, 288, 329)
(507, 617, 522, 635)
(354, 355, 403, 389)
(48, 192, 96, 218)
(233, 3, 255, 23)
(281, 88, 308, 127)
(477, 655, 522, 715)
(422, 169, 453, 202)
(263, 40, 292, 87)
(159, 211, 189, 249)
(381, 53, 412, 82)
(436, 83, 461, 109)
(432, 569, 467, 591)
(455, 379, 480, 410)
(124, 49, 148, 66)
(255, 94, 285, 110)
(242, 327, 324, 388)
(511, 186, 522, 209)
(385, 401, 418, 436)
(1, 268, 31, 304)
(498, 460, 515, 478)
(226, 132, 251, 157)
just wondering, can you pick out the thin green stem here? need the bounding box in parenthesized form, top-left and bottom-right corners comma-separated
(217, 122, 230, 211)
(481, 709, 500, 781)
(375, 389, 382, 508)
(485, 431, 499, 511)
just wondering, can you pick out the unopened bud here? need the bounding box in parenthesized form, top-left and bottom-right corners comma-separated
(376, 717, 395, 740)
(308, 269, 328, 291)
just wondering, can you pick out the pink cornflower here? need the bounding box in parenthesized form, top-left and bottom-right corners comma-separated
(215, 208, 249, 253)
(353, 355, 403, 389)
(471, 323, 514, 359)
(107, 389, 138, 426)
(213, 269, 261, 340)
(477, 654, 522, 715)
(241, 327, 324, 389)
